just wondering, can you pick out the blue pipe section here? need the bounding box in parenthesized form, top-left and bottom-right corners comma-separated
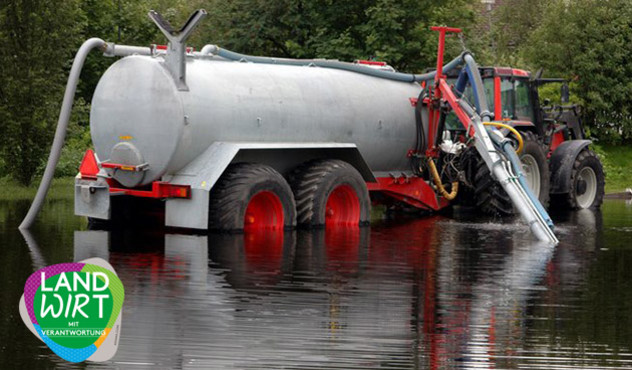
(489, 133, 555, 230)
(463, 54, 492, 122)
(213, 47, 466, 83)
(455, 69, 469, 96)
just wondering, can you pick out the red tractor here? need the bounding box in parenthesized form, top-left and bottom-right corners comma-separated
(438, 67, 606, 215)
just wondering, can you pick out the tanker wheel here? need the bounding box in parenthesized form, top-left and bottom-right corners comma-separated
(552, 149, 605, 209)
(474, 131, 550, 216)
(208, 163, 296, 232)
(289, 159, 370, 228)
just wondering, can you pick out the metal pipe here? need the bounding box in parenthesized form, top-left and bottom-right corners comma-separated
(500, 139, 555, 229)
(487, 132, 557, 241)
(103, 43, 152, 57)
(19, 38, 106, 230)
(200, 44, 466, 83)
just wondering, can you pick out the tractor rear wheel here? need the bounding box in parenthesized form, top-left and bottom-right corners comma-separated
(289, 159, 370, 228)
(474, 131, 550, 216)
(552, 149, 605, 209)
(208, 163, 296, 231)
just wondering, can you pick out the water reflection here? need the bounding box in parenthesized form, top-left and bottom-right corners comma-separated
(6, 200, 632, 369)
(64, 213, 581, 368)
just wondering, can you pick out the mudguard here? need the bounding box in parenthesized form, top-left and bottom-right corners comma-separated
(164, 142, 375, 230)
(549, 140, 591, 194)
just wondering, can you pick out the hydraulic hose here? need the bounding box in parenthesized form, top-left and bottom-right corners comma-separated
(483, 122, 524, 154)
(19, 38, 106, 230)
(428, 158, 459, 200)
(201, 44, 466, 83)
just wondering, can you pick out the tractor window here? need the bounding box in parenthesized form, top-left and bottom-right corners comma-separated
(500, 79, 514, 119)
(514, 79, 534, 122)
(483, 78, 495, 114)
(499, 77, 535, 122)
(443, 78, 495, 131)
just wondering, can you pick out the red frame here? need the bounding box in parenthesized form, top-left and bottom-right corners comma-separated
(368, 26, 469, 211)
(78, 149, 190, 199)
(109, 181, 191, 199)
(368, 177, 449, 211)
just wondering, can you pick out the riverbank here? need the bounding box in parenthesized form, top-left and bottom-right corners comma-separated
(595, 144, 632, 193)
(0, 177, 75, 201)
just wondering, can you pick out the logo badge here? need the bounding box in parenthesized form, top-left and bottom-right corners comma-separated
(19, 258, 124, 363)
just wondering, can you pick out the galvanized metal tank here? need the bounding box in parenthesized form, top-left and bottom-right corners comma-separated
(90, 55, 422, 187)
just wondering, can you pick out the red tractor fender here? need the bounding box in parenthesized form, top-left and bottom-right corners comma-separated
(549, 140, 592, 194)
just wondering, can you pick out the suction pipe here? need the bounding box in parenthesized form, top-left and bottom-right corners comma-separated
(20, 38, 106, 230)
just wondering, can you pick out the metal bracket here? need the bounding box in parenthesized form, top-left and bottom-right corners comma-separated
(148, 9, 207, 91)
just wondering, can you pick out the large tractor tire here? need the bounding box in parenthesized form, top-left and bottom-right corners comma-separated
(289, 159, 370, 228)
(474, 131, 550, 216)
(208, 163, 296, 231)
(552, 149, 605, 209)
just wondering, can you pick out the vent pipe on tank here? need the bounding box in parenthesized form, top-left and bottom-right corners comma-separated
(148, 9, 207, 91)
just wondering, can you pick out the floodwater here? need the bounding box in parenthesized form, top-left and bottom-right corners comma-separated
(1, 198, 631, 369)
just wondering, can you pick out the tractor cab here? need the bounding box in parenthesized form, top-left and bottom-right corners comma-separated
(440, 66, 585, 151)
(441, 67, 537, 133)
(423, 65, 604, 215)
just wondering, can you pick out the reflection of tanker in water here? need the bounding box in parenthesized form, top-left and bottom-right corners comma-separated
(73, 216, 443, 368)
(74, 229, 229, 368)
(69, 208, 608, 368)
(206, 219, 440, 368)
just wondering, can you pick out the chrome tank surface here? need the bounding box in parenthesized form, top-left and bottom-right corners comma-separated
(91, 54, 422, 186)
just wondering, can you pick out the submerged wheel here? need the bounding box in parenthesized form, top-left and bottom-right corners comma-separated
(208, 163, 296, 231)
(474, 131, 550, 215)
(289, 159, 370, 227)
(553, 149, 605, 209)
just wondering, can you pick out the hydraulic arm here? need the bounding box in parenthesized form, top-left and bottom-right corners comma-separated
(426, 27, 558, 244)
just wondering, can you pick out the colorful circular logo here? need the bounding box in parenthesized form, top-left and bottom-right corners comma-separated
(19, 258, 124, 363)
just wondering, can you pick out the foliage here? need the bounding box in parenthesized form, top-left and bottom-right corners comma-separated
(592, 144, 632, 193)
(1, 0, 631, 187)
(0, 176, 75, 201)
(0, 0, 84, 185)
(205, 0, 476, 72)
(520, 0, 632, 144)
(481, 0, 548, 66)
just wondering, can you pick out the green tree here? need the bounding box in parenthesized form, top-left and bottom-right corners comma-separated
(203, 0, 476, 73)
(522, 0, 632, 143)
(76, 0, 199, 102)
(0, 0, 84, 185)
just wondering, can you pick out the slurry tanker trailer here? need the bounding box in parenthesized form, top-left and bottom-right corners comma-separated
(21, 9, 604, 244)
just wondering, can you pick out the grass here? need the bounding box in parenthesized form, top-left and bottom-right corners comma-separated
(594, 144, 632, 194)
(0, 176, 75, 201)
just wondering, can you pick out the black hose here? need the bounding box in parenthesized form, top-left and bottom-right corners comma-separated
(435, 110, 447, 149)
(412, 90, 428, 176)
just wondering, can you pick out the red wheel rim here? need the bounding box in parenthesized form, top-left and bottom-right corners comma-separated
(325, 184, 360, 227)
(244, 191, 284, 231)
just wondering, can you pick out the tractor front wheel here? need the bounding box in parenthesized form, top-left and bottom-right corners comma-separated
(552, 149, 605, 209)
